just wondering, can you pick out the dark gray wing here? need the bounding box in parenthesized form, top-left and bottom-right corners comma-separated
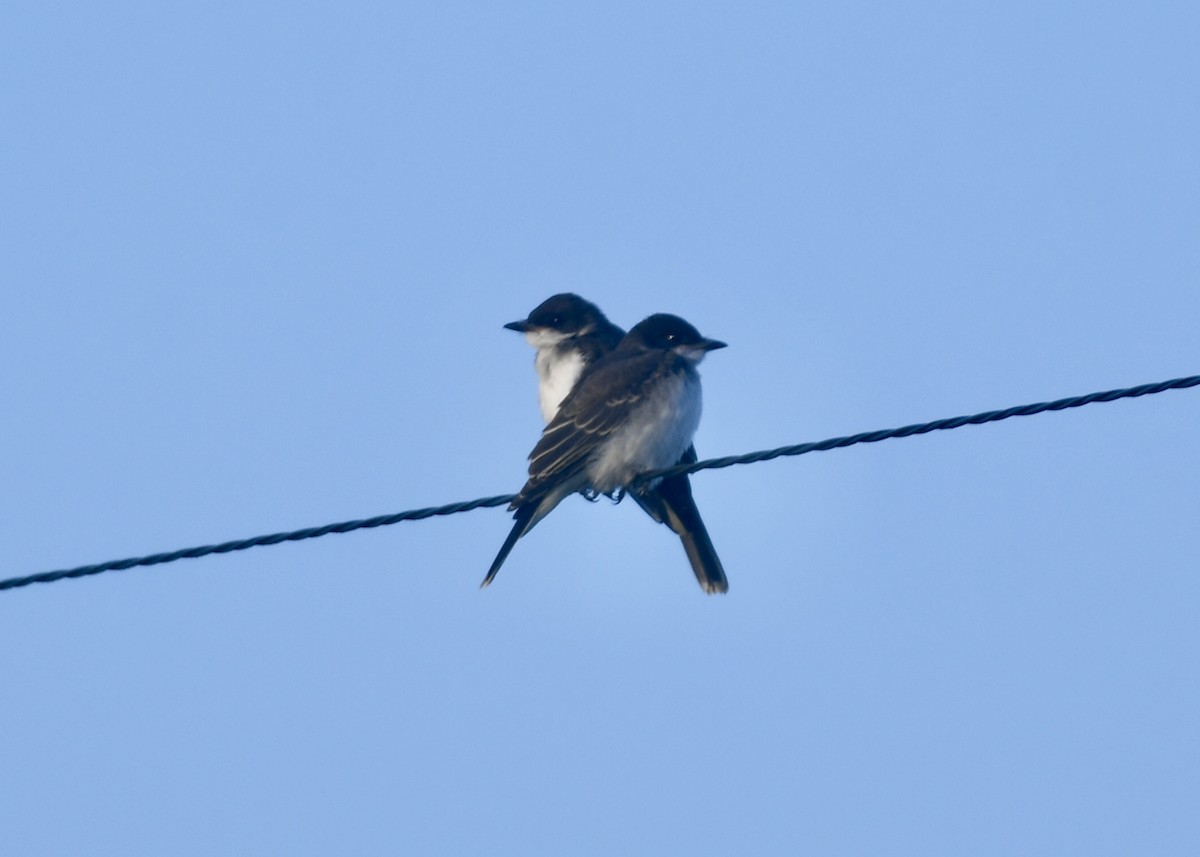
(514, 349, 669, 506)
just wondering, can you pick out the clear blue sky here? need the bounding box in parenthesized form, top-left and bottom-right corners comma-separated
(3, 2, 1198, 854)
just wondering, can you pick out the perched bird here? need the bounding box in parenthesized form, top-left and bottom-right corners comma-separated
(503, 293, 624, 423)
(503, 294, 730, 593)
(484, 312, 727, 590)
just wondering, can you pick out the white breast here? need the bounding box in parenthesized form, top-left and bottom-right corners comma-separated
(587, 370, 702, 493)
(534, 346, 587, 423)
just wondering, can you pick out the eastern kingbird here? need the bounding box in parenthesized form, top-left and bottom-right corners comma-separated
(503, 293, 624, 423)
(484, 312, 727, 591)
(504, 294, 730, 594)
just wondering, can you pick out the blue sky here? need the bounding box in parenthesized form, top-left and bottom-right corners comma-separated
(3, 2, 1198, 854)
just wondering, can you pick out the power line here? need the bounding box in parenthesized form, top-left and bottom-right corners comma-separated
(637, 373, 1200, 481)
(0, 494, 517, 592)
(3, 372, 1197, 593)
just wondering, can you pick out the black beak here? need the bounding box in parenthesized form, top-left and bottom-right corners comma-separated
(699, 338, 727, 351)
(504, 320, 531, 333)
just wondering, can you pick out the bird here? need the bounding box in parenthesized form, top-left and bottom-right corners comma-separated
(502, 294, 730, 594)
(484, 311, 727, 591)
(503, 293, 624, 423)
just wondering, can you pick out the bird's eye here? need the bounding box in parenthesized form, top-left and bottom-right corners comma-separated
(550, 315, 562, 326)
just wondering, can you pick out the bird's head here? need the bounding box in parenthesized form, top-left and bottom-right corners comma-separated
(624, 313, 727, 362)
(504, 293, 611, 347)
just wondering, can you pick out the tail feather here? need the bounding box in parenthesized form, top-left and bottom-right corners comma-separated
(634, 471, 728, 594)
(480, 477, 584, 589)
(671, 509, 728, 594)
(481, 504, 536, 588)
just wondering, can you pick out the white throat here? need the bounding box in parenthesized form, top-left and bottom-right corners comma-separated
(533, 343, 587, 423)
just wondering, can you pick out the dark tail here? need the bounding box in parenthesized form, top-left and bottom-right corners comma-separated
(634, 469, 728, 595)
(480, 502, 537, 589)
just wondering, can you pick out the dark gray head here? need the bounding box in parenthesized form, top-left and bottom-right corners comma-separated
(504, 293, 620, 342)
(622, 313, 727, 360)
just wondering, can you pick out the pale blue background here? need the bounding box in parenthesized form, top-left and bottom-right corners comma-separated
(3, 2, 1198, 854)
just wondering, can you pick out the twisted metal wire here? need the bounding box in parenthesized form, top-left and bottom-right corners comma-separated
(639, 373, 1200, 482)
(0, 495, 515, 591)
(2, 372, 1197, 592)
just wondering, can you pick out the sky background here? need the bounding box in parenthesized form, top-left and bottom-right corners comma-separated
(3, 2, 1198, 854)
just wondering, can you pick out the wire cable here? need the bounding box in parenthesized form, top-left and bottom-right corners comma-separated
(2, 372, 1197, 592)
(637, 372, 1200, 482)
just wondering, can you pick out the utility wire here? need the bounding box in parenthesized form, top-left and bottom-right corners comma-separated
(637, 373, 1200, 482)
(3, 372, 1197, 593)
